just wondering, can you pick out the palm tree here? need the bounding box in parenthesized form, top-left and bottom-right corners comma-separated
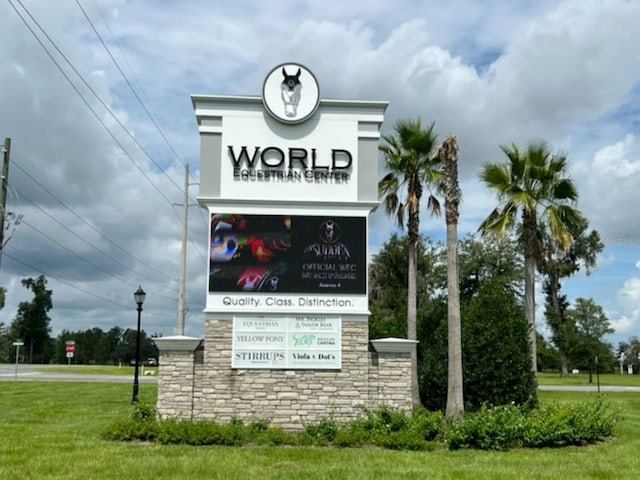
(438, 135, 464, 418)
(478, 141, 583, 374)
(378, 118, 442, 407)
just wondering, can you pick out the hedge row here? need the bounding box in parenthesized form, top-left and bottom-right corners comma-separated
(104, 397, 619, 451)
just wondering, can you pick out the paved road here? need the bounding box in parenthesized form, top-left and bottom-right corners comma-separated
(2, 365, 639, 391)
(0, 364, 157, 383)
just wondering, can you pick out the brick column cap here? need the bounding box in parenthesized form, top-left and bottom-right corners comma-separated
(153, 335, 203, 352)
(370, 337, 418, 353)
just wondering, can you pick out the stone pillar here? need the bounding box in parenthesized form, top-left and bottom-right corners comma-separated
(153, 335, 203, 420)
(369, 338, 418, 412)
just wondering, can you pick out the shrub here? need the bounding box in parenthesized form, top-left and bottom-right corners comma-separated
(300, 417, 340, 446)
(522, 396, 619, 448)
(104, 401, 618, 451)
(444, 396, 620, 450)
(411, 408, 445, 441)
(103, 403, 159, 442)
(444, 404, 525, 450)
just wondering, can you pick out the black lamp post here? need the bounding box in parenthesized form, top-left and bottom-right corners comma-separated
(131, 286, 146, 404)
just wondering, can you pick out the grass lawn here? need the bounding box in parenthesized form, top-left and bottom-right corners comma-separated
(538, 371, 640, 387)
(1, 382, 639, 479)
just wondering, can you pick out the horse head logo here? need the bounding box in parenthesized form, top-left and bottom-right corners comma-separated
(263, 63, 319, 124)
(281, 67, 302, 118)
(320, 220, 340, 244)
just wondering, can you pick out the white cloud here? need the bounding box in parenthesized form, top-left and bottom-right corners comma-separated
(592, 135, 640, 177)
(1, 0, 640, 343)
(605, 276, 640, 339)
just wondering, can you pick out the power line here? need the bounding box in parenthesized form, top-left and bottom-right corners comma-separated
(80, 0, 210, 252)
(17, 217, 178, 303)
(10, 160, 174, 282)
(87, 0, 204, 194)
(7, 1, 206, 316)
(76, 1, 187, 169)
(17, 0, 207, 269)
(9, 158, 204, 307)
(9, 160, 203, 307)
(8, 0, 184, 211)
(4, 247, 178, 322)
(3, 248, 130, 309)
(20, 218, 144, 289)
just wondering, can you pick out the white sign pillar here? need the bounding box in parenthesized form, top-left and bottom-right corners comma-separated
(193, 63, 388, 371)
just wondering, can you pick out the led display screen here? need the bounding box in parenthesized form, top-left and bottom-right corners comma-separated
(209, 214, 366, 295)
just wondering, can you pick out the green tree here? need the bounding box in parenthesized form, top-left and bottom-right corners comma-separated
(371, 233, 536, 410)
(461, 278, 537, 409)
(566, 297, 614, 382)
(419, 236, 536, 410)
(378, 118, 442, 406)
(106, 326, 125, 364)
(536, 332, 560, 372)
(539, 218, 603, 377)
(53, 326, 157, 365)
(458, 234, 523, 300)
(0, 321, 10, 363)
(10, 275, 53, 363)
(369, 233, 438, 339)
(619, 337, 640, 374)
(478, 141, 583, 373)
(438, 134, 464, 418)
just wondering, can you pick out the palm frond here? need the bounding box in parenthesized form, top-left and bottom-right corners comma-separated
(552, 178, 579, 201)
(479, 163, 511, 195)
(478, 203, 517, 238)
(427, 194, 441, 217)
(378, 117, 443, 231)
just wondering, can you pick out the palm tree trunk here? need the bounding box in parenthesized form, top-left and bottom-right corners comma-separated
(546, 264, 569, 378)
(524, 253, 537, 374)
(522, 208, 538, 374)
(445, 220, 463, 418)
(441, 134, 463, 418)
(407, 239, 420, 407)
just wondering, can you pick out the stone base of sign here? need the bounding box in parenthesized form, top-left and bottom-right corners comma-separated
(154, 319, 416, 430)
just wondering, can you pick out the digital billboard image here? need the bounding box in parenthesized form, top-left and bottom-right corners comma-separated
(209, 214, 366, 294)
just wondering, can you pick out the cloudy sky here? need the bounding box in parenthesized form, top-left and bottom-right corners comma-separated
(1, 0, 639, 348)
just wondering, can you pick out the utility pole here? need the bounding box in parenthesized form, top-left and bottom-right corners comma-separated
(177, 163, 189, 336)
(0, 137, 11, 269)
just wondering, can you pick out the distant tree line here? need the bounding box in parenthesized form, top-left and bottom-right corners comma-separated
(54, 326, 159, 365)
(0, 275, 158, 364)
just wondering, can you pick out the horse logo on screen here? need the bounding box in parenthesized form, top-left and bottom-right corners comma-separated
(281, 68, 302, 118)
(320, 220, 340, 244)
(263, 63, 320, 124)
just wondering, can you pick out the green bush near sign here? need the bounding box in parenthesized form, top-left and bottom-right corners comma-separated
(105, 396, 618, 451)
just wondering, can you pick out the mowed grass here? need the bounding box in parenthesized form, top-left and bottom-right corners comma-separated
(1, 382, 639, 480)
(538, 371, 640, 387)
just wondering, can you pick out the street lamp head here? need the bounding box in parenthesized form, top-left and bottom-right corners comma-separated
(134, 286, 146, 306)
